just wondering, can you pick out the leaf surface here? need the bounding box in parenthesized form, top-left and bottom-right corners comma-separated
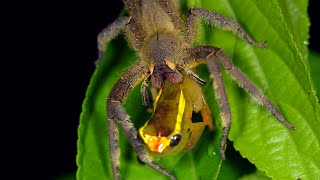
(197, 0, 320, 179)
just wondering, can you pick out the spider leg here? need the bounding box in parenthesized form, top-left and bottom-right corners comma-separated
(179, 65, 206, 86)
(215, 50, 295, 130)
(98, 1, 145, 61)
(124, 0, 142, 20)
(156, 0, 183, 30)
(187, 46, 231, 159)
(207, 53, 231, 160)
(190, 8, 267, 48)
(186, 11, 197, 44)
(107, 60, 176, 180)
(124, 0, 145, 51)
(97, 17, 131, 60)
(141, 73, 152, 107)
(108, 116, 120, 179)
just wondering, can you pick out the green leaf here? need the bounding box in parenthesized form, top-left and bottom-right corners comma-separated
(278, 0, 310, 58)
(196, 0, 320, 179)
(239, 170, 271, 180)
(77, 0, 320, 180)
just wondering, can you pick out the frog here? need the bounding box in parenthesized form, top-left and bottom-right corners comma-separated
(139, 72, 214, 156)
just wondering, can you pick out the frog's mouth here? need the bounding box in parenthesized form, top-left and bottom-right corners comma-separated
(142, 135, 171, 153)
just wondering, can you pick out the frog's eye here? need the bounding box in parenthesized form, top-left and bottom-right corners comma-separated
(170, 134, 182, 147)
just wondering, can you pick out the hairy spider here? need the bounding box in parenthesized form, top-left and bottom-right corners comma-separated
(98, 0, 295, 179)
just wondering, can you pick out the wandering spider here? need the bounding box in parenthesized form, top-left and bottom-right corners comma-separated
(98, 0, 295, 179)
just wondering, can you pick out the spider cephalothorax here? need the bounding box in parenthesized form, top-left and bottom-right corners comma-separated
(97, 1, 295, 179)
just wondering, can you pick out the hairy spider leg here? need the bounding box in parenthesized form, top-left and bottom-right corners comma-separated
(124, 0, 146, 50)
(141, 73, 152, 107)
(215, 50, 295, 130)
(156, 0, 183, 30)
(190, 8, 267, 48)
(206, 53, 231, 160)
(97, 16, 131, 63)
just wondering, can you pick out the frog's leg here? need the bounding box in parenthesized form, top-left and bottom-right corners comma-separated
(200, 101, 215, 131)
(184, 122, 206, 151)
(185, 91, 214, 151)
(182, 89, 212, 151)
(180, 70, 215, 131)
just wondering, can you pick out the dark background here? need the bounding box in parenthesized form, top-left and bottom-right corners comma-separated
(13, 0, 318, 179)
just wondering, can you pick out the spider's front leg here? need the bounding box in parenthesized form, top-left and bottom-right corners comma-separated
(107, 60, 175, 180)
(97, 17, 131, 59)
(186, 46, 231, 160)
(186, 7, 267, 47)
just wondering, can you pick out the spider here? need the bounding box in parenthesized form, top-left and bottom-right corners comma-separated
(98, 0, 295, 179)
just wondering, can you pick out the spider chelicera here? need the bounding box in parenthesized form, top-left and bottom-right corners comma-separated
(97, 0, 295, 179)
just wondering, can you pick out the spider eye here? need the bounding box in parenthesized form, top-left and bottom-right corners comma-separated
(170, 134, 182, 147)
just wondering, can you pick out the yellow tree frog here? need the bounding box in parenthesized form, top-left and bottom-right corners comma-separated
(139, 73, 214, 156)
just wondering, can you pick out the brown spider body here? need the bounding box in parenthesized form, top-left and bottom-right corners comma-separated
(130, 1, 185, 88)
(96, 0, 295, 179)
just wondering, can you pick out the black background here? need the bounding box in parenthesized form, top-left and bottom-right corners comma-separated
(10, 0, 319, 179)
